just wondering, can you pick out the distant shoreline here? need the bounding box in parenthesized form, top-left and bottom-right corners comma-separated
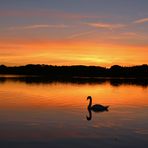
(0, 64, 148, 78)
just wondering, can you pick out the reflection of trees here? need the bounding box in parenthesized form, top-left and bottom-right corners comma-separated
(0, 64, 148, 86)
(0, 77, 6, 84)
(0, 76, 148, 87)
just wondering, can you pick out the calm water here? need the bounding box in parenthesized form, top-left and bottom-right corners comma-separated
(0, 77, 148, 148)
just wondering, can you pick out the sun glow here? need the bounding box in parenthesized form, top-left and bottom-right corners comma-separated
(0, 38, 147, 67)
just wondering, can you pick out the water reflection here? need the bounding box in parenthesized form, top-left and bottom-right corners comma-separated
(0, 76, 148, 87)
(0, 76, 148, 148)
(86, 96, 109, 121)
(86, 108, 109, 121)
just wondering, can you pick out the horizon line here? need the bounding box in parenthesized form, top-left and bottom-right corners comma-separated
(0, 63, 147, 68)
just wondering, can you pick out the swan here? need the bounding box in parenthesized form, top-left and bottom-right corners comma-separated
(87, 96, 109, 112)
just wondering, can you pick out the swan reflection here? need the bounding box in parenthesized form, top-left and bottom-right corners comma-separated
(86, 96, 109, 121)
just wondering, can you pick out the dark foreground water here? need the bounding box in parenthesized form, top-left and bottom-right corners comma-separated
(0, 77, 148, 148)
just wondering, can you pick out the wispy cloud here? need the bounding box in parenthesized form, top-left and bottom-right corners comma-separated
(68, 30, 95, 39)
(85, 22, 126, 29)
(8, 24, 69, 30)
(134, 17, 148, 24)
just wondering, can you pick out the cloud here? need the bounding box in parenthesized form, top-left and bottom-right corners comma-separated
(85, 22, 125, 29)
(8, 24, 69, 30)
(68, 30, 95, 39)
(134, 17, 148, 24)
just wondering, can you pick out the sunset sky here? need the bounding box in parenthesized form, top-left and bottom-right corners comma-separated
(0, 0, 148, 67)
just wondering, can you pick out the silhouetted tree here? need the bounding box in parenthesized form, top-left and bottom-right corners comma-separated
(0, 64, 148, 78)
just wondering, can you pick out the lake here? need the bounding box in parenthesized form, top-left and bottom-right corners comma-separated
(0, 77, 148, 148)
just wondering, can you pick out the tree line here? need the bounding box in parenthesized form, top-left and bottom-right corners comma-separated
(0, 64, 147, 78)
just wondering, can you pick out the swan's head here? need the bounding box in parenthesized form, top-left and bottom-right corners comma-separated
(87, 96, 92, 100)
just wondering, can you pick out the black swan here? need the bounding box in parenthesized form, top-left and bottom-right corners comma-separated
(87, 96, 109, 112)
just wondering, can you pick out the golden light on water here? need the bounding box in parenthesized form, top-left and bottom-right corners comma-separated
(0, 81, 147, 109)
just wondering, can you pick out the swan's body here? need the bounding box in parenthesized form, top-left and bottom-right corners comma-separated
(87, 96, 109, 112)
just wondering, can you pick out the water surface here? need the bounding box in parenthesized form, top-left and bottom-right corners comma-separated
(0, 77, 148, 148)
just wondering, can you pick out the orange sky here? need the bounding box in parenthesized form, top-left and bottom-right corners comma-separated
(0, 1, 148, 67)
(0, 38, 147, 67)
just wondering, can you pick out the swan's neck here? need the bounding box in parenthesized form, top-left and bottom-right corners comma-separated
(88, 98, 92, 108)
